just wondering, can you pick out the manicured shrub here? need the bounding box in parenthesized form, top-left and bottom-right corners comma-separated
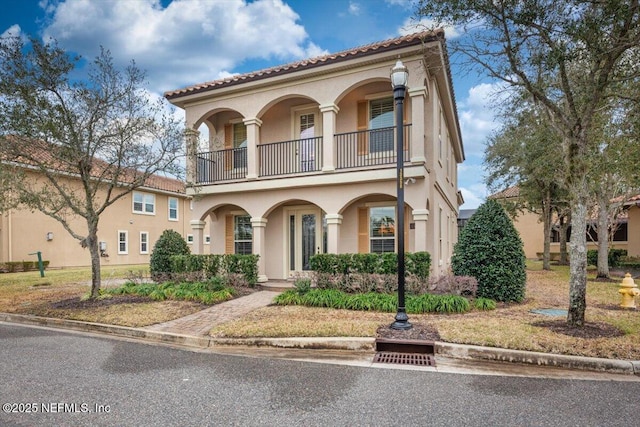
(587, 249, 628, 268)
(307, 252, 431, 293)
(427, 274, 478, 296)
(294, 277, 312, 295)
(451, 199, 526, 302)
(150, 230, 190, 281)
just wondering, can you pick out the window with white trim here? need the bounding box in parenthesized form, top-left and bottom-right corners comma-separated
(369, 97, 394, 153)
(205, 235, 211, 245)
(133, 192, 155, 215)
(187, 234, 194, 244)
(140, 231, 149, 254)
(118, 230, 128, 255)
(168, 197, 178, 221)
(370, 206, 395, 253)
(234, 215, 253, 255)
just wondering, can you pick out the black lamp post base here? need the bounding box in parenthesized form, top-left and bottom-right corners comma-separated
(390, 311, 412, 330)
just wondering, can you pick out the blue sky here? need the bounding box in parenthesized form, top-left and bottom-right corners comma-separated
(1, 0, 502, 208)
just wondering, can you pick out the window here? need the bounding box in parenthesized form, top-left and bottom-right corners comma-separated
(370, 206, 395, 253)
(369, 98, 394, 153)
(187, 234, 194, 244)
(140, 232, 149, 254)
(168, 197, 178, 221)
(233, 122, 247, 168)
(205, 235, 211, 245)
(118, 231, 128, 255)
(133, 192, 155, 215)
(234, 215, 253, 255)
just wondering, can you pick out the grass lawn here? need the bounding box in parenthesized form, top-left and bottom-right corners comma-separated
(210, 261, 640, 360)
(0, 265, 206, 327)
(1, 261, 639, 360)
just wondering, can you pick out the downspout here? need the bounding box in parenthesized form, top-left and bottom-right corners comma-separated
(7, 210, 12, 262)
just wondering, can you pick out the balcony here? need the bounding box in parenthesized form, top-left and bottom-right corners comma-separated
(193, 124, 411, 185)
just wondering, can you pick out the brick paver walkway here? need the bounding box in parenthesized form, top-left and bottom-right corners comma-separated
(144, 290, 281, 337)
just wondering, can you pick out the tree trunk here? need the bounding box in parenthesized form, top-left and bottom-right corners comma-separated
(559, 213, 570, 265)
(567, 188, 588, 327)
(86, 223, 102, 299)
(596, 193, 610, 279)
(542, 188, 552, 271)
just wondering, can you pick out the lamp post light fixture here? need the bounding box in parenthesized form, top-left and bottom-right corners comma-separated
(390, 60, 412, 331)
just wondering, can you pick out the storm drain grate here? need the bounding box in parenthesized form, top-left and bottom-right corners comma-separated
(373, 351, 436, 367)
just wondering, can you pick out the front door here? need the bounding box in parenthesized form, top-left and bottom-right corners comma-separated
(287, 208, 323, 275)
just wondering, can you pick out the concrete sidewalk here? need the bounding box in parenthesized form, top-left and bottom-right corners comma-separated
(144, 290, 281, 336)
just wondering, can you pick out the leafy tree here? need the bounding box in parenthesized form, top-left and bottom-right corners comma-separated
(452, 200, 526, 302)
(149, 230, 190, 281)
(0, 36, 184, 298)
(485, 95, 569, 271)
(417, 0, 640, 326)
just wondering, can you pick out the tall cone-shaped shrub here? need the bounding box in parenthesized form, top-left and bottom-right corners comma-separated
(452, 199, 526, 302)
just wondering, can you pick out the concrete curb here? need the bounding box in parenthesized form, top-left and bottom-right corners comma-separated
(436, 342, 638, 376)
(1, 312, 638, 376)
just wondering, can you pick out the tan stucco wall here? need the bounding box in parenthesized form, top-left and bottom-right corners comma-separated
(1, 176, 192, 268)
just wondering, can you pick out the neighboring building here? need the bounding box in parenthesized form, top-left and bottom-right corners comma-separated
(0, 149, 196, 269)
(457, 209, 477, 234)
(491, 186, 640, 259)
(165, 30, 465, 281)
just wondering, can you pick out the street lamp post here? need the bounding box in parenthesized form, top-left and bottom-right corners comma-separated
(390, 60, 412, 331)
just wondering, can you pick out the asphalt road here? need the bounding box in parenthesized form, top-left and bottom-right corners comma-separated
(1, 323, 639, 427)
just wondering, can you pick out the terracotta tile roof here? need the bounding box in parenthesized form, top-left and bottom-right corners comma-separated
(489, 186, 520, 199)
(1, 136, 185, 195)
(164, 30, 445, 99)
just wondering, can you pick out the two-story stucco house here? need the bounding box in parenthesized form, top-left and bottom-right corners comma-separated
(165, 30, 465, 282)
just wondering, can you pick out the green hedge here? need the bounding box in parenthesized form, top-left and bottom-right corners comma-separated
(308, 252, 431, 294)
(169, 254, 259, 287)
(309, 252, 431, 277)
(587, 249, 627, 268)
(0, 260, 50, 273)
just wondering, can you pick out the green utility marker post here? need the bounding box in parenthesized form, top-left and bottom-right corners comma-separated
(28, 251, 45, 277)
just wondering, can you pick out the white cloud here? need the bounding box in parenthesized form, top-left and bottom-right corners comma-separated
(40, 0, 319, 94)
(385, 0, 416, 9)
(457, 81, 510, 157)
(348, 2, 361, 15)
(1, 24, 23, 40)
(459, 185, 487, 210)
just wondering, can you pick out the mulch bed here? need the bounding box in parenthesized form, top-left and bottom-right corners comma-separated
(531, 320, 625, 339)
(376, 322, 441, 341)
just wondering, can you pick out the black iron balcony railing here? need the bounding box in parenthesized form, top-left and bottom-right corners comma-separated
(259, 136, 323, 177)
(335, 124, 411, 170)
(196, 147, 247, 184)
(193, 125, 412, 184)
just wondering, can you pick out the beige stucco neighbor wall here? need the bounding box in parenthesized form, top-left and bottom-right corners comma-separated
(511, 209, 545, 259)
(0, 174, 192, 269)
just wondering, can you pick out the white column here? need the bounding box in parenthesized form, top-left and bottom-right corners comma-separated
(251, 217, 268, 282)
(408, 86, 427, 165)
(244, 118, 262, 180)
(190, 220, 206, 255)
(320, 103, 339, 173)
(412, 209, 429, 253)
(325, 213, 343, 254)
